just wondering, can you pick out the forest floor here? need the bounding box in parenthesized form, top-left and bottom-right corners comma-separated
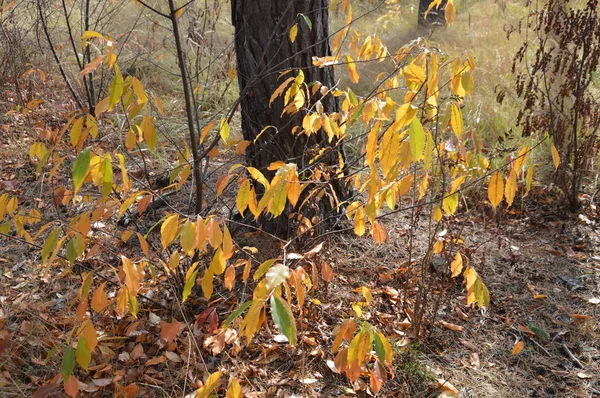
(1, 83, 600, 398)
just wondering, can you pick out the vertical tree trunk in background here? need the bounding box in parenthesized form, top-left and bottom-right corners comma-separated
(232, 0, 349, 234)
(418, 0, 448, 27)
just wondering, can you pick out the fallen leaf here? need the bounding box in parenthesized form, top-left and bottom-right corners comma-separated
(160, 320, 182, 343)
(91, 378, 112, 387)
(571, 314, 593, 321)
(439, 320, 464, 332)
(518, 325, 536, 337)
(165, 351, 183, 363)
(589, 297, 600, 305)
(577, 372, 592, 379)
(512, 340, 524, 355)
(146, 356, 166, 366)
(436, 379, 459, 394)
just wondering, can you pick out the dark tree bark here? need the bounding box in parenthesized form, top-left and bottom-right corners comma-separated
(232, 0, 349, 234)
(418, 0, 448, 27)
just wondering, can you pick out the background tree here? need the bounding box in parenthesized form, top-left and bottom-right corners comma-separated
(231, 0, 349, 233)
(418, 0, 448, 27)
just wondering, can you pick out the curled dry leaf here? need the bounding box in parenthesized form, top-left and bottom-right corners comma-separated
(439, 320, 465, 332)
(436, 379, 459, 395)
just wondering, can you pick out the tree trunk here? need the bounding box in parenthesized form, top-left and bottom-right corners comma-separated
(418, 0, 448, 27)
(232, 0, 349, 235)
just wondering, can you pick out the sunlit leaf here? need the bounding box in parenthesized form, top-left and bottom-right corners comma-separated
(488, 171, 504, 209)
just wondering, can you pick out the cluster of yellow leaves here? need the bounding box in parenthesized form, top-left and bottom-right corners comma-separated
(332, 320, 393, 393)
(487, 145, 536, 209)
(232, 163, 302, 219)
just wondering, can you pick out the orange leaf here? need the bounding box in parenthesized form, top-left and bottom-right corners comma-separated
(224, 266, 236, 291)
(321, 262, 333, 283)
(79, 55, 105, 78)
(571, 314, 593, 321)
(91, 282, 110, 312)
(518, 324, 536, 337)
(122, 383, 138, 398)
(64, 375, 79, 397)
(512, 340, 524, 355)
(439, 320, 464, 332)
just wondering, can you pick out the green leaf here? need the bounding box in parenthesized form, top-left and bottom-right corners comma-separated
(42, 227, 61, 265)
(66, 236, 85, 263)
(223, 300, 253, 328)
(61, 346, 76, 382)
(373, 332, 386, 365)
(409, 118, 425, 161)
(0, 222, 10, 234)
(81, 271, 95, 297)
(108, 63, 124, 110)
(76, 336, 91, 370)
(349, 102, 365, 125)
(72, 147, 91, 194)
(127, 288, 138, 317)
(269, 295, 297, 346)
(182, 263, 200, 303)
(100, 155, 113, 198)
(299, 13, 312, 30)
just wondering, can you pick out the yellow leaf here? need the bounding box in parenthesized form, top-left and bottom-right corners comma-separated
(81, 30, 103, 40)
(289, 23, 298, 43)
(505, 171, 517, 207)
(443, 192, 459, 215)
(365, 121, 380, 167)
(433, 240, 444, 254)
(392, 103, 418, 131)
(201, 270, 214, 299)
(222, 225, 234, 260)
(513, 146, 530, 174)
(354, 206, 365, 236)
(160, 214, 179, 250)
(445, 0, 456, 25)
(122, 256, 140, 295)
(551, 143, 560, 170)
(125, 128, 136, 151)
(433, 206, 443, 222)
(488, 171, 504, 209)
(450, 252, 463, 277)
(226, 377, 243, 398)
(180, 220, 196, 256)
(207, 218, 223, 248)
(236, 179, 251, 216)
(195, 371, 223, 398)
(210, 248, 226, 275)
(512, 340, 524, 355)
(344, 55, 359, 83)
(220, 118, 230, 142)
(450, 103, 463, 138)
(154, 95, 165, 116)
(525, 163, 534, 196)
